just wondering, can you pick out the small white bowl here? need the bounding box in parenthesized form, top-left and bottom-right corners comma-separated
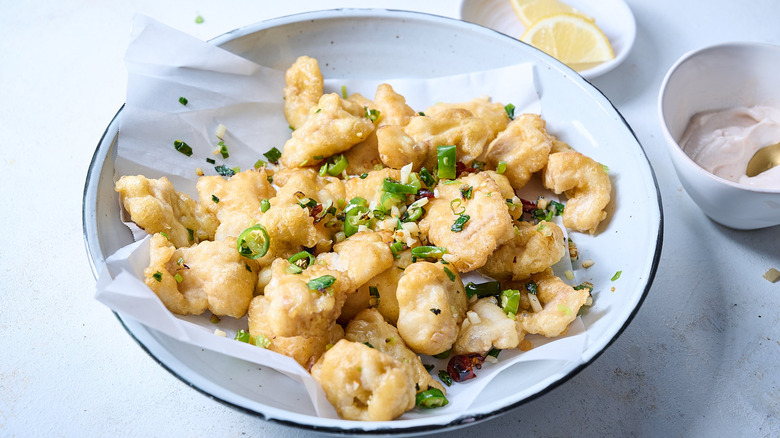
(658, 42, 780, 230)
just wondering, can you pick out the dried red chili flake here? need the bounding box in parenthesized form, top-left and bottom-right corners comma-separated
(416, 189, 436, 201)
(520, 198, 538, 213)
(309, 203, 324, 223)
(446, 353, 486, 383)
(456, 161, 478, 176)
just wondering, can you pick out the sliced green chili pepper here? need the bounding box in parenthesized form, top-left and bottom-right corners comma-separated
(236, 224, 270, 260)
(415, 388, 448, 409)
(501, 289, 521, 317)
(437, 145, 457, 180)
(288, 251, 315, 270)
(410, 246, 448, 259)
(382, 178, 419, 195)
(437, 370, 453, 387)
(419, 167, 437, 188)
(260, 199, 270, 213)
(319, 154, 349, 176)
(344, 197, 370, 237)
(307, 275, 336, 291)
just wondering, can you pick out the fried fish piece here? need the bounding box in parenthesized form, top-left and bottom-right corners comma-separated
(425, 96, 510, 143)
(543, 150, 612, 234)
(283, 55, 324, 130)
(418, 172, 514, 272)
(311, 340, 416, 421)
(196, 169, 275, 241)
(144, 233, 258, 318)
(346, 308, 445, 394)
(317, 231, 394, 290)
(453, 296, 520, 355)
(116, 175, 218, 248)
(396, 262, 467, 356)
(482, 113, 553, 191)
(339, 249, 412, 325)
(516, 269, 589, 337)
(478, 220, 566, 281)
(280, 93, 376, 168)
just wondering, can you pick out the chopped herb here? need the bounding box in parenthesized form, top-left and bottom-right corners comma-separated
(424, 363, 435, 372)
(218, 141, 229, 159)
(442, 266, 456, 282)
(260, 199, 270, 213)
(437, 145, 457, 180)
(433, 349, 450, 360)
(152, 271, 163, 282)
(430, 308, 442, 315)
(496, 161, 507, 175)
(364, 342, 374, 349)
(245, 263, 252, 272)
(437, 370, 453, 386)
(504, 103, 515, 119)
(383, 177, 419, 195)
(160, 232, 169, 240)
(359, 172, 369, 179)
(178, 96, 188, 105)
(451, 214, 470, 232)
(253, 333, 271, 348)
(417, 111, 426, 116)
(369, 286, 380, 299)
(611, 270, 622, 281)
(263, 147, 282, 164)
(459, 185, 473, 200)
(186, 228, 194, 241)
(215, 164, 235, 177)
(307, 275, 336, 291)
(236, 224, 270, 260)
(211, 194, 219, 203)
(173, 139, 193, 157)
(234, 330, 251, 343)
(465, 281, 501, 299)
(206, 158, 215, 164)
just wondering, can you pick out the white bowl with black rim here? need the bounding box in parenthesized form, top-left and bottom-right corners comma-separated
(83, 8, 662, 434)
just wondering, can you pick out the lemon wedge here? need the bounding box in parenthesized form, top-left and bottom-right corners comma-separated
(509, 0, 587, 27)
(520, 13, 614, 71)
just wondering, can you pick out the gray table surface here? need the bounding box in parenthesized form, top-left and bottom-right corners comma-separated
(2, 0, 778, 436)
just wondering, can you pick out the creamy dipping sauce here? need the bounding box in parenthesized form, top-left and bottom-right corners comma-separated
(680, 105, 780, 189)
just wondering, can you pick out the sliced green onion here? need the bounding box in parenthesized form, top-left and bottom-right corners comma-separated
(459, 185, 473, 200)
(173, 139, 193, 157)
(218, 141, 229, 159)
(234, 330, 251, 343)
(611, 271, 622, 281)
(465, 281, 501, 299)
(263, 147, 282, 164)
(501, 289, 521, 318)
(383, 178, 419, 195)
(344, 197, 370, 237)
(437, 370, 453, 387)
(326, 154, 348, 176)
(253, 159, 266, 169)
(211, 194, 219, 203)
(504, 103, 515, 119)
(487, 347, 501, 359)
(253, 333, 271, 348)
(307, 275, 336, 291)
(574, 282, 594, 293)
(419, 167, 437, 188)
(209, 314, 221, 324)
(365, 107, 381, 122)
(341, 84, 348, 99)
(442, 266, 456, 282)
(206, 158, 216, 164)
(450, 199, 465, 215)
(437, 145, 457, 180)
(174, 273, 183, 283)
(389, 241, 407, 258)
(215, 164, 235, 177)
(187, 228, 194, 242)
(152, 271, 163, 282)
(359, 172, 369, 179)
(236, 224, 270, 260)
(286, 264, 303, 275)
(451, 214, 470, 232)
(178, 97, 188, 106)
(260, 199, 270, 213)
(525, 280, 538, 295)
(415, 388, 449, 409)
(410, 246, 447, 259)
(496, 161, 507, 175)
(160, 232, 169, 240)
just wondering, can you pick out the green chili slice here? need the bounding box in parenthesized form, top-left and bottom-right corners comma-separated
(288, 251, 315, 270)
(501, 289, 521, 317)
(410, 246, 448, 259)
(415, 388, 449, 409)
(234, 329, 251, 343)
(344, 197, 370, 237)
(437, 145, 457, 180)
(307, 275, 336, 291)
(465, 281, 501, 299)
(419, 167, 437, 188)
(236, 224, 270, 260)
(382, 178, 419, 195)
(260, 199, 270, 213)
(437, 370, 453, 387)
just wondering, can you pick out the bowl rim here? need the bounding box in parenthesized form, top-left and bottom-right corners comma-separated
(657, 40, 780, 195)
(83, 7, 663, 434)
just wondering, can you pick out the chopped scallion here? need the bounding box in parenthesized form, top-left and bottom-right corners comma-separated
(263, 147, 282, 164)
(307, 275, 336, 291)
(450, 214, 470, 232)
(178, 97, 188, 105)
(173, 139, 193, 157)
